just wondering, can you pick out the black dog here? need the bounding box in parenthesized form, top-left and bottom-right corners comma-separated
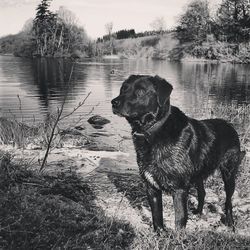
(111, 75, 244, 231)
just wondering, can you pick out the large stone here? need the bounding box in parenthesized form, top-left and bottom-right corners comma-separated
(87, 115, 110, 128)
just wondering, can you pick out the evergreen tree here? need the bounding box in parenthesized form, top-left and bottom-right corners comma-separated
(33, 0, 57, 56)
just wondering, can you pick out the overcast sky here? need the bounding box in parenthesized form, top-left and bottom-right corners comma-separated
(0, 0, 221, 39)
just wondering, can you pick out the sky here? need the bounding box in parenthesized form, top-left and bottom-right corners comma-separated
(0, 0, 221, 39)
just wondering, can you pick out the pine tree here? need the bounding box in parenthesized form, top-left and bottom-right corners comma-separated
(33, 0, 57, 56)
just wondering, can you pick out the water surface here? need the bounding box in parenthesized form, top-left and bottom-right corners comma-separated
(1, 55, 250, 135)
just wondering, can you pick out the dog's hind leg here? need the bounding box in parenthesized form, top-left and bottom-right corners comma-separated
(192, 179, 206, 215)
(221, 170, 235, 228)
(219, 151, 239, 228)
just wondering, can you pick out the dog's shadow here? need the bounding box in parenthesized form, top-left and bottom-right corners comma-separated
(107, 172, 150, 210)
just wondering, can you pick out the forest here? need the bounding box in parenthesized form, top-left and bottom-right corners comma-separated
(0, 0, 250, 62)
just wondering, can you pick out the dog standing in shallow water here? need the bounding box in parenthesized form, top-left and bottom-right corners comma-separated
(111, 75, 245, 231)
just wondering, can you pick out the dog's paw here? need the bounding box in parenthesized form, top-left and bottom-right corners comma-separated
(220, 214, 235, 231)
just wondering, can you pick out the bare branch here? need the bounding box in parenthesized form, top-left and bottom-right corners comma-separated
(59, 92, 91, 121)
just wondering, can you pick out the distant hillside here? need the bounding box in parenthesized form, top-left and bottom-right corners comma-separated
(0, 34, 16, 54)
(0, 33, 34, 57)
(98, 32, 180, 60)
(100, 32, 250, 63)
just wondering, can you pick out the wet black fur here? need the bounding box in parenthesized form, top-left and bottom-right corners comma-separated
(111, 75, 244, 231)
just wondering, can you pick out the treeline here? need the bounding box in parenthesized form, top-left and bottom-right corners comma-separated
(98, 29, 136, 42)
(97, 29, 171, 42)
(176, 0, 250, 44)
(0, 0, 90, 58)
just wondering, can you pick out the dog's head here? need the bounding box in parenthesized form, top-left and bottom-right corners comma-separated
(111, 75, 173, 121)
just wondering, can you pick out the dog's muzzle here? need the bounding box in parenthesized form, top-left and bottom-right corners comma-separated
(111, 97, 124, 116)
(111, 97, 121, 109)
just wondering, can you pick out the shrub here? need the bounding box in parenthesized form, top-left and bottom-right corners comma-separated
(140, 36, 160, 47)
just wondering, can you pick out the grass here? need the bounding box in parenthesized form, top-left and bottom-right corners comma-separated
(132, 228, 250, 249)
(0, 115, 89, 151)
(0, 117, 38, 148)
(0, 151, 134, 249)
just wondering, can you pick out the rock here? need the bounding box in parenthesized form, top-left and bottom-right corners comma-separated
(91, 124, 104, 129)
(87, 115, 110, 128)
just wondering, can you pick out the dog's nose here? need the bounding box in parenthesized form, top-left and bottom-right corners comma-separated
(111, 98, 120, 108)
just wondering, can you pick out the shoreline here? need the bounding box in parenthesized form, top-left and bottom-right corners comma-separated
(2, 51, 250, 64)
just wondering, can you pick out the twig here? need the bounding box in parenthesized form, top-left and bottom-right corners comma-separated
(17, 94, 23, 123)
(59, 92, 91, 121)
(65, 102, 99, 129)
(39, 63, 75, 172)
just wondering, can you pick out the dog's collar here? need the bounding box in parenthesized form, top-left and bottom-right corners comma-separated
(132, 106, 171, 143)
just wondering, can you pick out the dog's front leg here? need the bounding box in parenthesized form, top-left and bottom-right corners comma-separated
(172, 189, 188, 229)
(146, 183, 164, 231)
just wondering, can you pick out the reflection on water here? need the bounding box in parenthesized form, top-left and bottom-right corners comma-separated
(0, 56, 250, 128)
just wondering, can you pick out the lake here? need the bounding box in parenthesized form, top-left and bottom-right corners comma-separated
(1, 55, 250, 136)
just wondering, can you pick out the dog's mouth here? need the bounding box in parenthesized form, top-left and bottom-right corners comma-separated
(112, 108, 122, 116)
(112, 107, 128, 117)
(112, 107, 138, 119)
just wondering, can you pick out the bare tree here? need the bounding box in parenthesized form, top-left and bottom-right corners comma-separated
(56, 6, 79, 52)
(57, 6, 78, 27)
(105, 22, 114, 55)
(150, 17, 166, 34)
(105, 22, 113, 40)
(22, 18, 34, 34)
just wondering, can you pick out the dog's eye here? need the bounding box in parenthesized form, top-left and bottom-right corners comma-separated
(136, 89, 145, 97)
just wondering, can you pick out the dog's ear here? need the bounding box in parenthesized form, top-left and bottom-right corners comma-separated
(152, 75, 173, 107)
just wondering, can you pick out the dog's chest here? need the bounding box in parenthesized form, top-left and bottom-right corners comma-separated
(133, 138, 189, 191)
